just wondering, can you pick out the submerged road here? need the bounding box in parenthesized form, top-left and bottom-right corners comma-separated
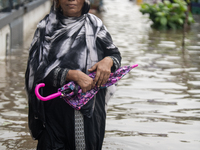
(0, 0, 199, 149)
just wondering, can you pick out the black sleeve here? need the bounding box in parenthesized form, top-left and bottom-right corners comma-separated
(96, 25, 121, 72)
(44, 67, 70, 88)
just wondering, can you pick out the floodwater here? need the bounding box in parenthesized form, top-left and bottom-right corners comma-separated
(0, 0, 200, 149)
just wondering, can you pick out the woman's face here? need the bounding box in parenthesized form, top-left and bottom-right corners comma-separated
(59, 0, 85, 17)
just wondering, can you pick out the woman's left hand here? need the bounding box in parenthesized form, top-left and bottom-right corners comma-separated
(88, 57, 113, 88)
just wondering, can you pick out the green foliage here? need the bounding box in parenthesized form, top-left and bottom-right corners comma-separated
(140, 0, 195, 30)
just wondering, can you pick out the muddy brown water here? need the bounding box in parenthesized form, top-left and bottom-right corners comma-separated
(0, 0, 199, 149)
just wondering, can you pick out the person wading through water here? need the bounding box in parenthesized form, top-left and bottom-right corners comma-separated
(25, 0, 121, 149)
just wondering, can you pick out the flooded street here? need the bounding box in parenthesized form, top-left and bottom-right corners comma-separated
(0, 0, 200, 149)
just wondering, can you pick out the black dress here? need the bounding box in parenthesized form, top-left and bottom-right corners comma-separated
(36, 35, 121, 149)
(37, 78, 107, 150)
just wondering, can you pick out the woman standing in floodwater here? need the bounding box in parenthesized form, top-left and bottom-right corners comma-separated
(25, 0, 121, 149)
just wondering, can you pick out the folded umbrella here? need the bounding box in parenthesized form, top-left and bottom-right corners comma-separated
(35, 64, 138, 110)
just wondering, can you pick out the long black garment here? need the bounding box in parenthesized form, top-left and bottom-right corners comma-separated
(36, 79, 108, 150)
(25, 7, 121, 150)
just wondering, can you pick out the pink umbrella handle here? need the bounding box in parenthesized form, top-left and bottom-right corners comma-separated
(35, 83, 62, 101)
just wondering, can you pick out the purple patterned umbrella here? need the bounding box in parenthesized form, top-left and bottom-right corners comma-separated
(35, 64, 138, 110)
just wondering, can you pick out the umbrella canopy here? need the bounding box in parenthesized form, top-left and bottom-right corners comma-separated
(35, 64, 138, 110)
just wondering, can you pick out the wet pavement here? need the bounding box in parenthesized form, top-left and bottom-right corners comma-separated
(0, 0, 200, 149)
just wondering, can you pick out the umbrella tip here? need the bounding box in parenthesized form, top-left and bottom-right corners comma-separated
(131, 64, 138, 68)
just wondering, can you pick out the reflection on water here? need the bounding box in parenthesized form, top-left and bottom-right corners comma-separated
(0, 46, 37, 149)
(0, 0, 200, 149)
(101, 0, 200, 150)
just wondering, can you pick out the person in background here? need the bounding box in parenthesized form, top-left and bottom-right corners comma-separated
(25, 0, 121, 149)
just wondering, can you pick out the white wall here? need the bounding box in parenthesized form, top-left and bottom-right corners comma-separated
(0, 0, 52, 59)
(23, 0, 52, 41)
(0, 25, 10, 59)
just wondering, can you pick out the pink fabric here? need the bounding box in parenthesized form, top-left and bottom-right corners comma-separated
(35, 64, 138, 110)
(58, 64, 138, 110)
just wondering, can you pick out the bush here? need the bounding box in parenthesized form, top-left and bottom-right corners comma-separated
(140, 0, 195, 30)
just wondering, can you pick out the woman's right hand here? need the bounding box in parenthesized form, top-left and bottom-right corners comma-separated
(66, 70, 93, 93)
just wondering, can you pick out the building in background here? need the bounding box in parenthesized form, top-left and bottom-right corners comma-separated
(0, 0, 51, 58)
(0, 0, 35, 12)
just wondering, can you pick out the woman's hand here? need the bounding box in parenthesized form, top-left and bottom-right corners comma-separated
(66, 57, 113, 93)
(88, 57, 113, 87)
(66, 70, 93, 93)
